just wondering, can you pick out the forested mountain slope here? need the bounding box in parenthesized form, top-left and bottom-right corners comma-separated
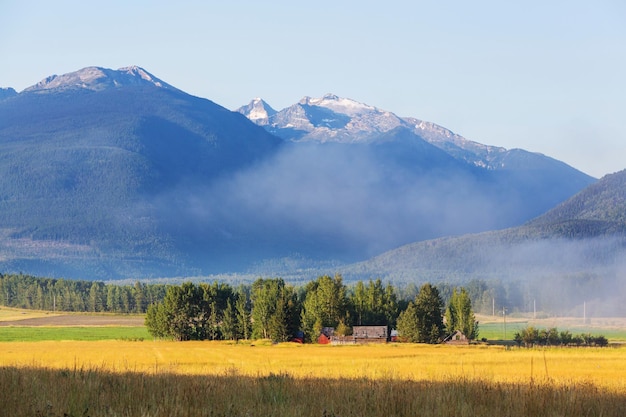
(0, 66, 281, 278)
(342, 169, 626, 284)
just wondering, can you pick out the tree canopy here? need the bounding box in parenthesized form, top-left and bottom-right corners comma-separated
(397, 283, 445, 344)
(445, 287, 478, 340)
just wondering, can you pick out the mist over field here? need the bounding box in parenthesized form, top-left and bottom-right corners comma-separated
(495, 237, 626, 317)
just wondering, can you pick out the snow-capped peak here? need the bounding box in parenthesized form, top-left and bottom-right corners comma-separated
(235, 98, 277, 126)
(298, 93, 377, 116)
(23, 66, 177, 93)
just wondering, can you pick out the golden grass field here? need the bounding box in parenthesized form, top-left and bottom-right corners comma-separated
(1, 341, 626, 417)
(1, 308, 626, 416)
(0, 340, 625, 388)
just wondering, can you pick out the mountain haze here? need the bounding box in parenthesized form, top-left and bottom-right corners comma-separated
(238, 94, 594, 226)
(0, 67, 597, 279)
(342, 169, 626, 284)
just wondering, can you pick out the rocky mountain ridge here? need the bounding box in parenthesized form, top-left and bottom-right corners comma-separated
(237, 93, 572, 173)
(22, 66, 179, 93)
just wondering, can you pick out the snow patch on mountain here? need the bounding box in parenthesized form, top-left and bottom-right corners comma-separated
(238, 93, 523, 169)
(119, 65, 164, 86)
(255, 93, 407, 143)
(236, 98, 277, 126)
(23, 66, 178, 93)
(299, 93, 377, 116)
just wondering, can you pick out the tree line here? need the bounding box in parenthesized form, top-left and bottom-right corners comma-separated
(0, 273, 166, 313)
(145, 275, 477, 343)
(0, 273, 479, 343)
(1, 272, 556, 318)
(513, 326, 608, 348)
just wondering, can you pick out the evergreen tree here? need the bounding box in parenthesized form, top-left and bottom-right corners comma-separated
(383, 282, 399, 329)
(396, 301, 420, 343)
(414, 283, 445, 343)
(351, 281, 367, 326)
(133, 281, 147, 313)
(235, 290, 251, 340)
(221, 299, 238, 341)
(269, 294, 289, 342)
(88, 282, 105, 312)
(207, 301, 220, 340)
(398, 284, 444, 344)
(121, 287, 133, 313)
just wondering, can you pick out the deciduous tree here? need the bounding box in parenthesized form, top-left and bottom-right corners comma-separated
(301, 274, 349, 341)
(445, 287, 478, 340)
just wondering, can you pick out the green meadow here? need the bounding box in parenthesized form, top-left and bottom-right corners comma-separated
(0, 326, 150, 342)
(477, 320, 626, 342)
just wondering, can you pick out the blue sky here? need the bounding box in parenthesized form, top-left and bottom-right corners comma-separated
(1, 0, 624, 178)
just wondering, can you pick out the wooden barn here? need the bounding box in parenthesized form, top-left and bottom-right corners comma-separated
(331, 325, 388, 344)
(353, 326, 388, 343)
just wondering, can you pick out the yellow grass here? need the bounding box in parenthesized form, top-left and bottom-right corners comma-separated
(0, 306, 62, 322)
(2, 340, 626, 416)
(1, 340, 625, 391)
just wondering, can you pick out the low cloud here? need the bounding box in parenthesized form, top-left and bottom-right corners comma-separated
(151, 143, 526, 265)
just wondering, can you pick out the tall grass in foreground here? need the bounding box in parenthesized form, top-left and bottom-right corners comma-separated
(1, 365, 625, 417)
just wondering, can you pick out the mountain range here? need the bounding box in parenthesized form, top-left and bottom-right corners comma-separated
(0, 66, 609, 280)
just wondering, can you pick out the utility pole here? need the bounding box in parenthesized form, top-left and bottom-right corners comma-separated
(502, 307, 507, 340)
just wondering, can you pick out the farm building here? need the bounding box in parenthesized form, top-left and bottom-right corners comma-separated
(317, 327, 335, 344)
(331, 326, 388, 344)
(443, 330, 469, 345)
(390, 329, 398, 342)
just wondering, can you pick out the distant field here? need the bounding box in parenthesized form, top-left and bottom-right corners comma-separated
(0, 307, 144, 326)
(0, 307, 147, 341)
(0, 326, 150, 342)
(476, 314, 626, 341)
(2, 307, 626, 342)
(0, 307, 63, 322)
